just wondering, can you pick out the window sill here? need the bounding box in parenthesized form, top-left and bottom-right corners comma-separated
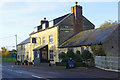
(49, 60, 54, 61)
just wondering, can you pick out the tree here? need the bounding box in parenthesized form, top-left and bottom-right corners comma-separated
(100, 20, 118, 28)
(90, 44, 106, 56)
(1, 47, 9, 56)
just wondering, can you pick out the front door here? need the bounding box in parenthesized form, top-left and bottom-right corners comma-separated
(40, 46, 48, 63)
(42, 51, 47, 60)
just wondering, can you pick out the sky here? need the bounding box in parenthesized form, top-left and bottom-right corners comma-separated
(0, 1, 118, 50)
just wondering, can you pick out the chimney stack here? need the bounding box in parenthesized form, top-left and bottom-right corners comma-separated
(40, 17, 48, 25)
(71, 2, 83, 32)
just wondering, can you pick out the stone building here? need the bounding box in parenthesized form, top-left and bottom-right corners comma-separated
(28, 2, 95, 64)
(17, 38, 31, 62)
(59, 24, 119, 57)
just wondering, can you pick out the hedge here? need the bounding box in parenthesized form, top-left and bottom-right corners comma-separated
(75, 62, 86, 67)
(56, 62, 86, 67)
(56, 62, 66, 66)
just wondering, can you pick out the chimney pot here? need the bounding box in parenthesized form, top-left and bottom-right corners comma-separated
(75, 2, 78, 6)
(44, 17, 46, 20)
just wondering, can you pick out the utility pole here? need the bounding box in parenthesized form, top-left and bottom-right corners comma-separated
(15, 34, 17, 50)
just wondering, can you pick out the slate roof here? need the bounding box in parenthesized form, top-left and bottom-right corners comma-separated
(30, 12, 95, 35)
(30, 13, 71, 35)
(17, 37, 30, 45)
(59, 24, 118, 48)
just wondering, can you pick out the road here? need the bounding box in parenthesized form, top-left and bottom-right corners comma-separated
(1, 63, 119, 80)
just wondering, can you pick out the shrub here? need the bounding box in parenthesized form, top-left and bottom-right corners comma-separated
(75, 62, 86, 67)
(24, 60, 28, 63)
(17, 60, 20, 63)
(91, 44, 106, 56)
(59, 52, 67, 62)
(76, 50, 80, 55)
(66, 50, 75, 58)
(56, 62, 66, 66)
(82, 50, 92, 61)
(75, 50, 82, 62)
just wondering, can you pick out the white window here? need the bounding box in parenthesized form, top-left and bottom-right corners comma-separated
(43, 37, 45, 44)
(49, 35, 53, 44)
(42, 24, 46, 29)
(50, 50, 54, 60)
(49, 20, 54, 27)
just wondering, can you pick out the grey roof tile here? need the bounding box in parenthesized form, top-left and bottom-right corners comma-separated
(59, 24, 118, 48)
(18, 37, 30, 45)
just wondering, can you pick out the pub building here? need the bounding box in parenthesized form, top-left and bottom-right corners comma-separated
(17, 2, 95, 65)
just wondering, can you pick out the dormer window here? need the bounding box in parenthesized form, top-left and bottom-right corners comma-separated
(42, 24, 46, 29)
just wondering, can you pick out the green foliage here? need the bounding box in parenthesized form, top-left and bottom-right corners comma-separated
(75, 62, 86, 67)
(66, 50, 75, 58)
(24, 60, 28, 62)
(59, 52, 67, 62)
(56, 62, 66, 66)
(81, 50, 92, 61)
(59, 50, 83, 62)
(17, 60, 20, 63)
(76, 50, 80, 55)
(91, 44, 106, 56)
(75, 50, 82, 62)
(100, 20, 118, 28)
(2, 58, 17, 62)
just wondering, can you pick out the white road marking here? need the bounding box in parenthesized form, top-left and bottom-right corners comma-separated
(8, 69, 12, 71)
(15, 71, 22, 74)
(8, 69, 22, 74)
(32, 75, 43, 78)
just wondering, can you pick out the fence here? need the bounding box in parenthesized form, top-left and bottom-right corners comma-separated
(95, 56, 120, 70)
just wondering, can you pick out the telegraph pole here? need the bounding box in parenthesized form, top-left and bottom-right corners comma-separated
(15, 34, 17, 50)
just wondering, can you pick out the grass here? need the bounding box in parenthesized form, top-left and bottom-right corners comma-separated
(2, 58, 17, 62)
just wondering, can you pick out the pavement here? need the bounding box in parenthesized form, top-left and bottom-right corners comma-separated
(1, 63, 120, 80)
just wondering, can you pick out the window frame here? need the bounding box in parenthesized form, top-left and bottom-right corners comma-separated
(43, 37, 45, 44)
(49, 50, 54, 61)
(49, 35, 53, 44)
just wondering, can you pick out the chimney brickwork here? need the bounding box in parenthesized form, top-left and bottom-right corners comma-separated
(71, 2, 83, 32)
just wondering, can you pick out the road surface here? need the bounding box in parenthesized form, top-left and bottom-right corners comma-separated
(1, 63, 119, 80)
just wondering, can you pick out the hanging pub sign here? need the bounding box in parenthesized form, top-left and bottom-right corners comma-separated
(32, 38, 36, 43)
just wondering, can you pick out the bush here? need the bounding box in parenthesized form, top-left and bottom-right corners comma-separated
(56, 62, 66, 66)
(75, 62, 86, 67)
(75, 50, 82, 62)
(24, 60, 28, 63)
(59, 52, 67, 62)
(17, 60, 20, 63)
(66, 50, 75, 58)
(82, 50, 92, 61)
(91, 44, 106, 56)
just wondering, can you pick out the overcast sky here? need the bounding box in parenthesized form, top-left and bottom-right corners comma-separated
(0, 1, 118, 50)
